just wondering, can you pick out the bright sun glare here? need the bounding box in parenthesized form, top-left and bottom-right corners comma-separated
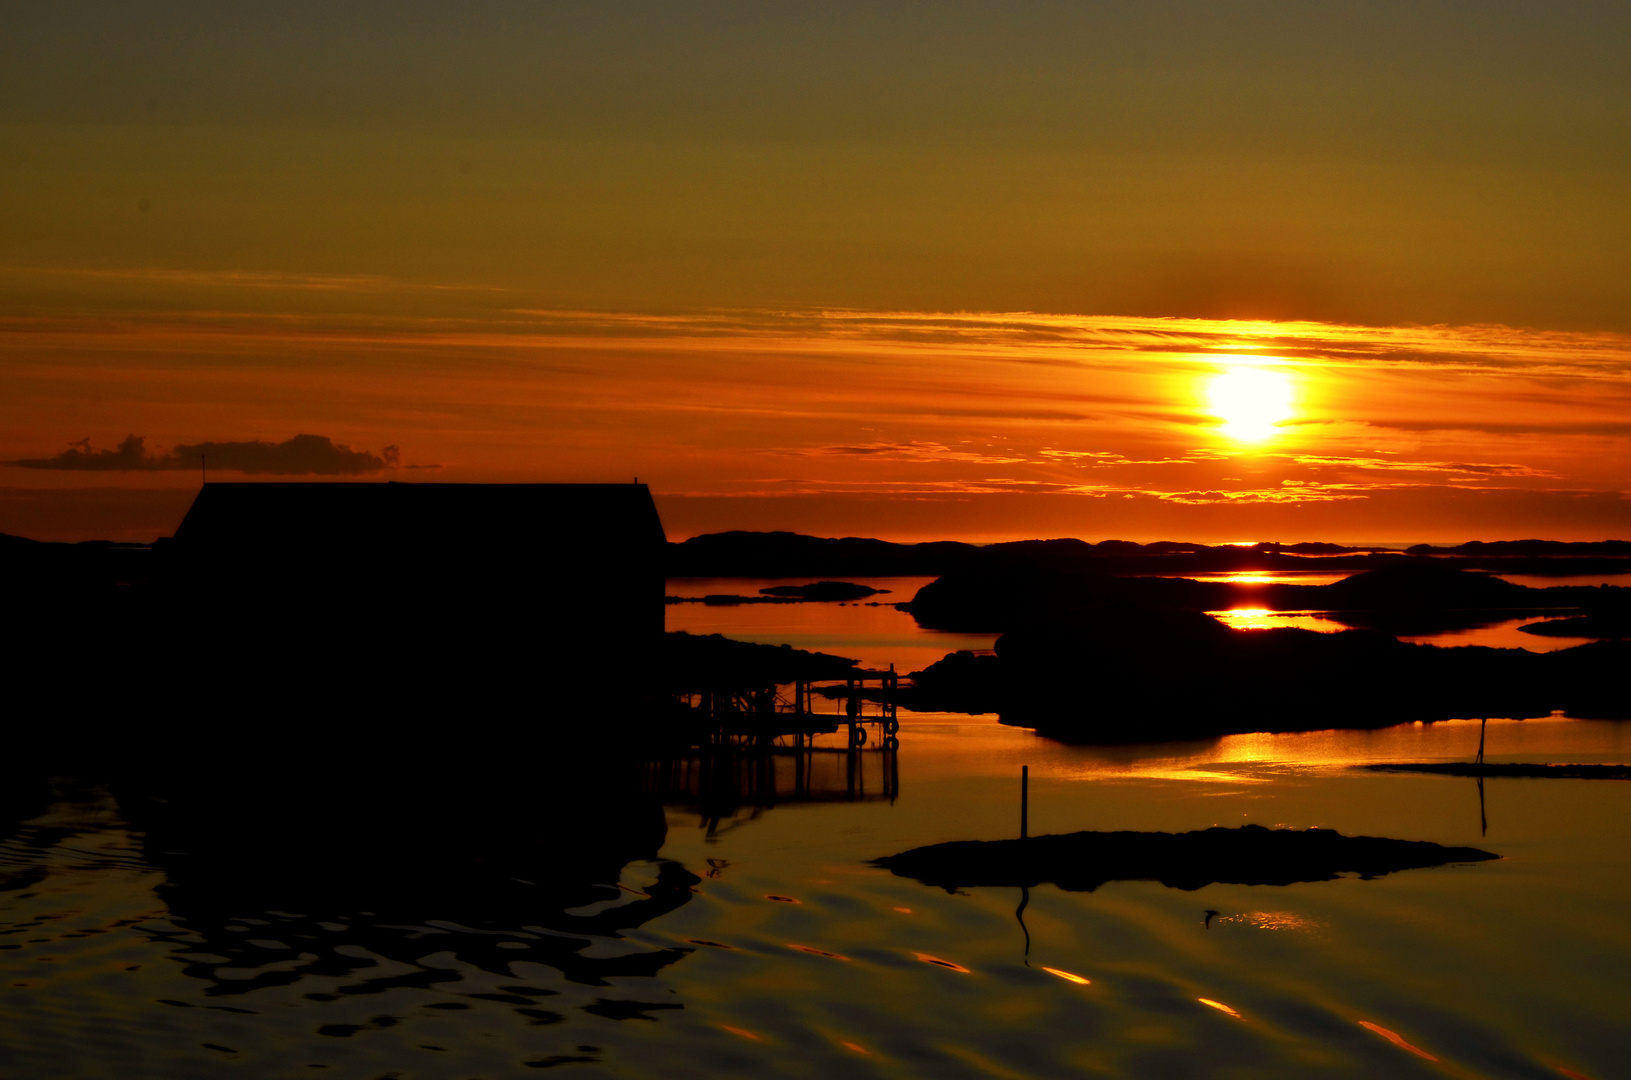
(1207, 367, 1295, 442)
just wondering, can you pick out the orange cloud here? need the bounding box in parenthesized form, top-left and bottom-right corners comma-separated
(2, 305, 1629, 542)
(13, 434, 397, 475)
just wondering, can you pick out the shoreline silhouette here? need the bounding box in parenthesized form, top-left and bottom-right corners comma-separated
(6, 510, 1629, 752)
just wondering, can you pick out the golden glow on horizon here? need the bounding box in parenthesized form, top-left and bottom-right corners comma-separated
(1207, 366, 1295, 443)
(4, 306, 1631, 543)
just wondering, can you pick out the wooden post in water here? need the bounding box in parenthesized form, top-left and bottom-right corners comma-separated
(1017, 765, 1032, 958)
(1020, 765, 1029, 840)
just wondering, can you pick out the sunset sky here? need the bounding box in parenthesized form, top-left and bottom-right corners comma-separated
(3, 2, 1628, 543)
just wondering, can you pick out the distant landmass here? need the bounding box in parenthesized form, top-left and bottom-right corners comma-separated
(668, 531, 1631, 579)
(1406, 540, 1631, 557)
(664, 531, 1404, 578)
(9, 527, 1629, 587)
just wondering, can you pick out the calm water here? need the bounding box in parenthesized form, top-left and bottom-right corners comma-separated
(667, 577, 995, 671)
(5, 593, 1629, 1078)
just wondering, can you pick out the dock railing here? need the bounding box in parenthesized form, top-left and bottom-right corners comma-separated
(674, 664, 901, 751)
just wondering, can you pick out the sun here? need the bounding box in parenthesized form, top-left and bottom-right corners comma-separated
(1207, 366, 1294, 442)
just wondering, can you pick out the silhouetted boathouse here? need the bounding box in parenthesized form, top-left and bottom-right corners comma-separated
(166, 482, 666, 709)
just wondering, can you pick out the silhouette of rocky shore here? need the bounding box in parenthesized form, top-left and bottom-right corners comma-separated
(668, 530, 1631, 580)
(874, 824, 1498, 892)
(1519, 613, 1631, 638)
(889, 556, 1631, 737)
(666, 531, 1406, 578)
(1405, 539, 1631, 577)
(904, 609, 1629, 738)
(661, 631, 858, 689)
(7, 516, 1630, 751)
(902, 560, 1628, 633)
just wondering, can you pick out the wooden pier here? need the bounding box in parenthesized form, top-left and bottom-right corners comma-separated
(674, 665, 901, 751)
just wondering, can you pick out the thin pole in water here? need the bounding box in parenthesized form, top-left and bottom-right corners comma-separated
(1020, 765, 1029, 840)
(1478, 775, 1487, 837)
(1017, 765, 1032, 959)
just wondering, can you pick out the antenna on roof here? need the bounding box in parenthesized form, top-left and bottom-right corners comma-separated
(202, 453, 207, 487)
(633, 476, 638, 484)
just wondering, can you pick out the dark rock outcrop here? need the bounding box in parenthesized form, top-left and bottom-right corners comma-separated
(905, 650, 1004, 714)
(1520, 613, 1631, 639)
(874, 824, 1499, 892)
(903, 606, 1630, 740)
(661, 631, 858, 690)
(905, 560, 1625, 635)
(758, 581, 888, 601)
(903, 568, 1227, 632)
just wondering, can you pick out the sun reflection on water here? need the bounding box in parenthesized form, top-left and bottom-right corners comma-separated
(1198, 998, 1244, 1019)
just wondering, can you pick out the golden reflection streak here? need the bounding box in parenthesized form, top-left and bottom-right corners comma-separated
(1215, 607, 1276, 630)
(1198, 997, 1244, 1018)
(1041, 966, 1091, 985)
(914, 952, 972, 973)
(1358, 1021, 1439, 1061)
(1208, 608, 1335, 632)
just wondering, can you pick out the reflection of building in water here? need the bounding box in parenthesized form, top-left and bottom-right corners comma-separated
(112, 758, 698, 998)
(647, 743, 898, 836)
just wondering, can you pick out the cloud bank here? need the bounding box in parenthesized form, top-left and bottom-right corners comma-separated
(11, 434, 398, 475)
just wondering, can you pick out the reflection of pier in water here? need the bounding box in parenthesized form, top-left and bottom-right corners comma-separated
(646, 742, 899, 836)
